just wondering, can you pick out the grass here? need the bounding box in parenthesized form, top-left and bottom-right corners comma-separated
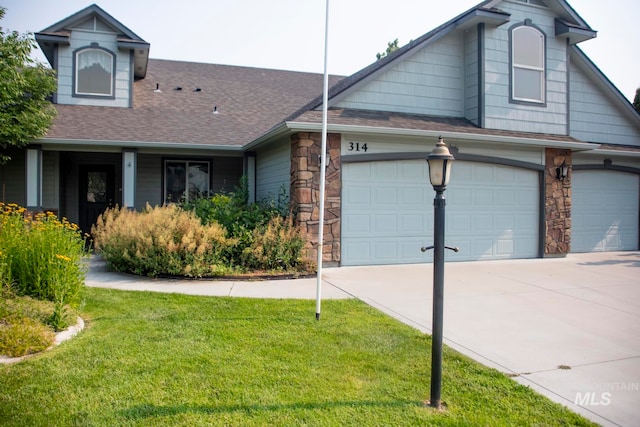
(0, 287, 596, 426)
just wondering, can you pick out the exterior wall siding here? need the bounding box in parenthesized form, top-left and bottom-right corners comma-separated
(465, 26, 479, 124)
(0, 150, 26, 206)
(569, 62, 640, 146)
(56, 29, 131, 107)
(483, 1, 568, 134)
(335, 32, 465, 117)
(135, 154, 162, 209)
(42, 151, 60, 211)
(256, 139, 290, 202)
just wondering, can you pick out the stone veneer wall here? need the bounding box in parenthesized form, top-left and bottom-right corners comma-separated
(544, 148, 572, 256)
(290, 132, 341, 266)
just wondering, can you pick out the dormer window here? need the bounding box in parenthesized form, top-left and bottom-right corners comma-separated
(73, 45, 115, 98)
(510, 22, 546, 104)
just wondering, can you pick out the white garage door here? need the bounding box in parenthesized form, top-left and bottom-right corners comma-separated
(342, 160, 539, 265)
(572, 170, 639, 252)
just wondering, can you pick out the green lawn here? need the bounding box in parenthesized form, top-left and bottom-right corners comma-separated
(0, 287, 595, 426)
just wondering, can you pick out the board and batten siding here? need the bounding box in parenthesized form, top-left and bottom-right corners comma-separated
(335, 31, 465, 117)
(569, 61, 640, 146)
(482, 1, 568, 134)
(256, 140, 290, 203)
(55, 30, 132, 108)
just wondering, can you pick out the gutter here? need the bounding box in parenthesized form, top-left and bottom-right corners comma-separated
(285, 121, 601, 152)
(36, 138, 244, 152)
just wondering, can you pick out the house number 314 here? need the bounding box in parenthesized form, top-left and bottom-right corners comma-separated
(348, 142, 368, 152)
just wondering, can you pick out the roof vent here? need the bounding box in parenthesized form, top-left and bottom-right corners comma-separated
(194, 87, 202, 92)
(213, 105, 219, 114)
(154, 83, 161, 93)
(174, 86, 182, 91)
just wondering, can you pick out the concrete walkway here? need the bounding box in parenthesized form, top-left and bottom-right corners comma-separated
(85, 252, 640, 427)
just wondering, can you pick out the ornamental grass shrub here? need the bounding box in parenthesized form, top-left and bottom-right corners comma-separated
(0, 203, 87, 312)
(92, 204, 236, 277)
(181, 180, 312, 273)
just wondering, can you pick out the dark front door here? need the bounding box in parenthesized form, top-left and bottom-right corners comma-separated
(79, 165, 115, 233)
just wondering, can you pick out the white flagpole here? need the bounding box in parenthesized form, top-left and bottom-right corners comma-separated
(316, 0, 330, 321)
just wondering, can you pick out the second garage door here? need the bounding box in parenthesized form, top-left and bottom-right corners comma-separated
(572, 170, 639, 252)
(341, 160, 540, 265)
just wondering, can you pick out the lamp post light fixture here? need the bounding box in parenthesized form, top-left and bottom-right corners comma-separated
(424, 136, 456, 409)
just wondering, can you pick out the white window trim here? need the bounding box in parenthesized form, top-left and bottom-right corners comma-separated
(511, 25, 546, 104)
(74, 47, 115, 97)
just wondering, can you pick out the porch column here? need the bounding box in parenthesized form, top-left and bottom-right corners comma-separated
(122, 149, 136, 209)
(290, 132, 342, 266)
(25, 147, 42, 210)
(544, 148, 572, 256)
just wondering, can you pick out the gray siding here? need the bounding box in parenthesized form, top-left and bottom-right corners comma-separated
(0, 150, 26, 206)
(135, 154, 162, 209)
(483, 1, 568, 134)
(569, 61, 640, 146)
(42, 151, 60, 211)
(56, 29, 131, 107)
(256, 139, 290, 202)
(465, 27, 479, 124)
(335, 31, 465, 116)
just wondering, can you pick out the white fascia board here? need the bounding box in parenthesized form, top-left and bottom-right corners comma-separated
(242, 125, 291, 151)
(577, 148, 640, 158)
(37, 138, 244, 152)
(286, 121, 600, 151)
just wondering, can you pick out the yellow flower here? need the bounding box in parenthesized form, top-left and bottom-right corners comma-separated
(55, 254, 72, 262)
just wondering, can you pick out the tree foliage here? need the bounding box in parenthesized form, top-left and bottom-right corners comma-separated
(633, 88, 640, 114)
(0, 7, 57, 165)
(376, 38, 400, 60)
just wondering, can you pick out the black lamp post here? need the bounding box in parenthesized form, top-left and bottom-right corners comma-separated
(425, 136, 455, 409)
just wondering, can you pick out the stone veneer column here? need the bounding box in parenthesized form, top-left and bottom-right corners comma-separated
(290, 132, 341, 266)
(544, 148, 572, 256)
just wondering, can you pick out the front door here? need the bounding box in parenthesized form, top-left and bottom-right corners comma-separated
(79, 165, 115, 233)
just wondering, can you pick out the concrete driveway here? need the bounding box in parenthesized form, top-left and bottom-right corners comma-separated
(322, 251, 640, 427)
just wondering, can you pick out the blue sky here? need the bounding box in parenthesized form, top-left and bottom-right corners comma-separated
(2, 0, 638, 102)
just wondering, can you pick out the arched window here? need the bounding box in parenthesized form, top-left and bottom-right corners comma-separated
(511, 24, 545, 103)
(74, 46, 115, 97)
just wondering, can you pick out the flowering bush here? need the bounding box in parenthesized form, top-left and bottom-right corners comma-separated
(0, 203, 87, 306)
(0, 203, 87, 332)
(92, 204, 236, 277)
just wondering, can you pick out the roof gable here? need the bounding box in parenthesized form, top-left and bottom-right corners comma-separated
(35, 4, 150, 79)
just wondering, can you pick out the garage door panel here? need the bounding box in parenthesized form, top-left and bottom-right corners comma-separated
(572, 170, 639, 252)
(342, 160, 539, 265)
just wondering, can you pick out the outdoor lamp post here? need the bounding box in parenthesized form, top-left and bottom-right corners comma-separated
(425, 136, 455, 409)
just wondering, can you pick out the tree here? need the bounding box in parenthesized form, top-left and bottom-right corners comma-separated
(634, 88, 640, 114)
(0, 7, 57, 165)
(376, 38, 400, 61)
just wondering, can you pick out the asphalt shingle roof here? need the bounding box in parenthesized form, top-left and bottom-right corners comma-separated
(46, 59, 344, 147)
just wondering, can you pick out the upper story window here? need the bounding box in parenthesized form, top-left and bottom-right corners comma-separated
(511, 23, 545, 104)
(73, 45, 115, 98)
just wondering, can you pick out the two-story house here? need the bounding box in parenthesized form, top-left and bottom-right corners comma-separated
(2, 0, 639, 266)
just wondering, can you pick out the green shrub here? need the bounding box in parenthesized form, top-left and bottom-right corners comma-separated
(92, 204, 237, 277)
(0, 203, 87, 307)
(243, 216, 310, 271)
(180, 178, 311, 272)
